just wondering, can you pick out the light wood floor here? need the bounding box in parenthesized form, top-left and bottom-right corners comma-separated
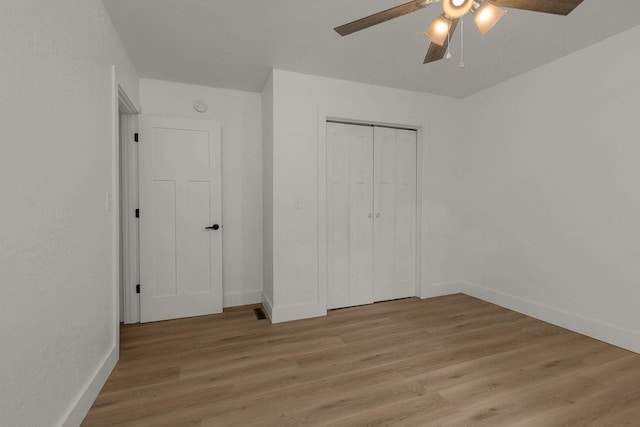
(82, 294, 640, 426)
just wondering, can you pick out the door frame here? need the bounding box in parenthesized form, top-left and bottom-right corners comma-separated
(116, 84, 140, 324)
(318, 109, 426, 314)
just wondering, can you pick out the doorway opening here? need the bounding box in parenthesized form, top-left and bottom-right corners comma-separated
(118, 87, 140, 324)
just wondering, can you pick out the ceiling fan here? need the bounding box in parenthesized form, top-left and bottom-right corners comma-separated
(335, 0, 584, 64)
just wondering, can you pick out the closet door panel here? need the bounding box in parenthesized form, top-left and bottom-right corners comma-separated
(349, 132, 375, 306)
(327, 123, 374, 309)
(373, 127, 397, 301)
(373, 127, 417, 302)
(393, 129, 417, 299)
(327, 124, 350, 309)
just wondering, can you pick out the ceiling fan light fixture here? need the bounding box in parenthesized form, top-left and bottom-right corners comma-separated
(424, 14, 452, 46)
(472, 1, 506, 35)
(442, 0, 474, 19)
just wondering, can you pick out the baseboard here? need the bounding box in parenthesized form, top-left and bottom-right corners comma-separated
(224, 289, 262, 308)
(270, 301, 327, 324)
(261, 292, 274, 321)
(462, 281, 640, 354)
(421, 281, 464, 299)
(59, 345, 118, 427)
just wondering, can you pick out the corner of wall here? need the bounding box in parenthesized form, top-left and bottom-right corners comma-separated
(261, 291, 274, 321)
(261, 70, 275, 309)
(421, 278, 640, 354)
(59, 345, 118, 427)
(461, 281, 640, 354)
(224, 289, 263, 308)
(421, 281, 465, 299)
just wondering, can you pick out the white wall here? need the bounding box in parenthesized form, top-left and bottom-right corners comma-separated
(459, 25, 640, 352)
(0, 1, 139, 426)
(261, 73, 275, 317)
(139, 79, 263, 307)
(266, 69, 464, 322)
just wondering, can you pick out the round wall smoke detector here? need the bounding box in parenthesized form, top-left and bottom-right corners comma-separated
(193, 100, 208, 113)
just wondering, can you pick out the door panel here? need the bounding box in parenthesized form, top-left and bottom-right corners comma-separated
(373, 128, 396, 301)
(350, 129, 375, 306)
(151, 180, 178, 297)
(327, 125, 350, 308)
(374, 127, 417, 302)
(393, 129, 417, 297)
(139, 116, 222, 322)
(151, 127, 210, 169)
(187, 181, 212, 294)
(327, 123, 374, 309)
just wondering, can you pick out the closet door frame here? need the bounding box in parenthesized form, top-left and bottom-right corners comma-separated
(317, 109, 425, 315)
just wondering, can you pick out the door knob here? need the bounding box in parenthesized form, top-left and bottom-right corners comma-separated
(205, 224, 220, 230)
(375, 213, 381, 219)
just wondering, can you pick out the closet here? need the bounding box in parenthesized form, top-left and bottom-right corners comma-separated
(327, 121, 417, 309)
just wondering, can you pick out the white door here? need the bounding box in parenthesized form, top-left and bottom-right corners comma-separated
(326, 122, 417, 309)
(139, 116, 223, 322)
(327, 122, 375, 309)
(373, 127, 417, 301)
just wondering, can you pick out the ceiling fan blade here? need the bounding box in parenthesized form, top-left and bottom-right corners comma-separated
(424, 18, 459, 64)
(491, 0, 584, 16)
(335, 1, 431, 36)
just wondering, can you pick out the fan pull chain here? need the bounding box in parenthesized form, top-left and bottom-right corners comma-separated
(445, 29, 452, 59)
(459, 17, 465, 68)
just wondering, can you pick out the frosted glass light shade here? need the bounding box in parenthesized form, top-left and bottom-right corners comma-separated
(424, 14, 452, 46)
(472, 1, 506, 35)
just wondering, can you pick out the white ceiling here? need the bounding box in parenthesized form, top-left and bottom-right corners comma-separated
(103, 0, 640, 98)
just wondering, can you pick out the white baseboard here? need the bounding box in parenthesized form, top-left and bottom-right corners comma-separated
(59, 345, 118, 427)
(421, 281, 464, 299)
(270, 301, 327, 324)
(261, 291, 327, 324)
(261, 292, 274, 321)
(462, 281, 640, 354)
(224, 289, 262, 308)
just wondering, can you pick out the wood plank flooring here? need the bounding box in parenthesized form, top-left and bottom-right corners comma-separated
(82, 294, 640, 426)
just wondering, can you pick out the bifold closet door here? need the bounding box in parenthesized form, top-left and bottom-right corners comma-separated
(327, 123, 417, 309)
(373, 127, 417, 302)
(327, 122, 375, 309)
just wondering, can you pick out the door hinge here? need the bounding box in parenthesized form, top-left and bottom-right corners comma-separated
(134, 133, 139, 142)
(136, 284, 140, 294)
(135, 208, 139, 218)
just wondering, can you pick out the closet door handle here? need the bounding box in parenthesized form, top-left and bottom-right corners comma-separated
(375, 213, 381, 219)
(205, 224, 220, 230)
(368, 213, 373, 219)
